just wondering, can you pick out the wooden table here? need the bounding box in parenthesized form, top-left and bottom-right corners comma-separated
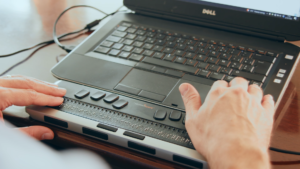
(1, 0, 300, 168)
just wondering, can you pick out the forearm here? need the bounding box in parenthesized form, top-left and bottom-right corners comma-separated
(207, 140, 270, 169)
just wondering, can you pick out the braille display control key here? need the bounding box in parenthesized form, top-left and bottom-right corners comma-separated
(104, 94, 119, 103)
(112, 99, 128, 109)
(75, 90, 90, 99)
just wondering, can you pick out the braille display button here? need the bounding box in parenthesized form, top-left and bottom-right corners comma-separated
(154, 110, 167, 120)
(104, 94, 119, 103)
(75, 90, 90, 99)
(169, 111, 182, 121)
(112, 99, 128, 109)
(90, 91, 106, 101)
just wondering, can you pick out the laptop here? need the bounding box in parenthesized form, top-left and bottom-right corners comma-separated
(26, 0, 300, 168)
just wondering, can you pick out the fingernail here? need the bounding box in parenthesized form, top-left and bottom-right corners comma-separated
(55, 97, 64, 103)
(179, 83, 189, 97)
(269, 95, 274, 101)
(58, 88, 67, 93)
(42, 133, 52, 140)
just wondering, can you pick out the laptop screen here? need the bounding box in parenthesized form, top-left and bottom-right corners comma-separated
(180, 0, 300, 21)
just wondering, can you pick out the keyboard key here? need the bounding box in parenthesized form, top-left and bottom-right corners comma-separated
(169, 111, 182, 121)
(165, 69, 184, 77)
(139, 26, 147, 31)
(238, 46, 246, 50)
(163, 48, 174, 54)
(197, 62, 209, 69)
(153, 52, 164, 59)
(208, 40, 217, 44)
(197, 70, 210, 77)
(231, 70, 265, 82)
(136, 30, 146, 35)
(143, 50, 154, 56)
(229, 49, 241, 55)
(152, 66, 166, 73)
(218, 47, 228, 53)
(208, 51, 219, 58)
(156, 40, 166, 45)
(104, 94, 119, 103)
(208, 65, 221, 72)
(219, 59, 230, 67)
(121, 23, 131, 27)
(252, 54, 275, 63)
(125, 34, 137, 40)
(133, 41, 144, 47)
(175, 38, 186, 43)
(118, 52, 130, 58)
(94, 47, 110, 54)
(174, 57, 186, 64)
(136, 36, 147, 41)
(241, 52, 252, 58)
(166, 42, 176, 48)
(148, 28, 156, 32)
(129, 54, 144, 61)
(186, 46, 198, 52)
(132, 48, 144, 54)
(126, 28, 137, 34)
(198, 42, 207, 47)
(135, 63, 154, 70)
(184, 52, 196, 59)
(186, 40, 196, 46)
(231, 56, 244, 63)
(206, 44, 217, 50)
(165, 31, 174, 36)
(220, 53, 231, 60)
(117, 26, 128, 31)
(198, 48, 208, 54)
(90, 91, 106, 101)
(142, 57, 198, 74)
(266, 52, 277, 57)
(224, 75, 235, 82)
(145, 38, 156, 44)
(207, 57, 219, 64)
(220, 67, 232, 74)
(182, 34, 190, 39)
(243, 58, 255, 65)
(228, 44, 236, 48)
(131, 24, 139, 29)
(210, 72, 225, 80)
(154, 110, 167, 120)
(218, 42, 227, 46)
(230, 62, 243, 69)
(146, 32, 156, 38)
(113, 100, 128, 109)
(153, 45, 164, 52)
(254, 61, 272, 75)
(122, 45, 134, 52)
(173, 32, 182, 37)
(174, 50, 185, 56)
(112, 30, 127, 37)
(186, 59, 198, 67)
(195, 54, 208, 61)
(177, 43, 186, 50)
(108, 49, 120, 56)
(107, 36, 121, 42)
(122, 39, 134, 45)
(164, 54, 176, 61)
(112, 43, 124, 49)
(142, 43, 154, 50)
(257, 50, 266, 54)
(166, 36, 175, 41)
(251, 81, 263, 87)
(156, 34, 166, 39)
(242, 65, 254, 72)
(199, 38, 208, 42)
(75, 89, 90, 99)
(247, 48, 255, 52)
(101, 41, 114, 47)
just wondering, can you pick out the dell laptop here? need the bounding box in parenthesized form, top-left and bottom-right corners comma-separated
(27, 0, 300, 168)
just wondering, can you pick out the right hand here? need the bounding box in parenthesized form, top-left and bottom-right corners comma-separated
(179, 77, 275, 169)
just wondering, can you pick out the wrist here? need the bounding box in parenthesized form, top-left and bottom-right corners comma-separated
(206, 138, 270, 169)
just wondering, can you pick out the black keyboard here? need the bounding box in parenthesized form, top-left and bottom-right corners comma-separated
(94, 22, 278, 87)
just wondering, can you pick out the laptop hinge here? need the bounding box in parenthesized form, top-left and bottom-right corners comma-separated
(134, 10, 286, 42)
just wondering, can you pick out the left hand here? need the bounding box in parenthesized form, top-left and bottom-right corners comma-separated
(0, 75, 66, 140)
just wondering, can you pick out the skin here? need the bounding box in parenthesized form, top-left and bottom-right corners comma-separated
(0, 75, 66, 140)
(179, 77, 275, 169)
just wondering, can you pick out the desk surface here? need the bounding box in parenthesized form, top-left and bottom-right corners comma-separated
(1, 0, 300, 168)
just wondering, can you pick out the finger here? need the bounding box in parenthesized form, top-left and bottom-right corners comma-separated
(229, 77, 249, 91)
(262, 94, 275, 116)
(18, 126, 54, 140)
(0, 88, 64, 109)
(0, 76, 66, 97)
(248, 84, 263, 101)
(208, 80, 228, 95)
(179, 83, 201, 119)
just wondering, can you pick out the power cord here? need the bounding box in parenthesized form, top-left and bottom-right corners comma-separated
(270, 147, 300, 155)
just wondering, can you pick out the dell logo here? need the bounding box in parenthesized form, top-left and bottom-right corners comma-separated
(202, 9, 216, 16)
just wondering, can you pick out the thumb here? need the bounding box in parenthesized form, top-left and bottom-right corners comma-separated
(18, 126, 54, 140)
(179, 83, 202, 118)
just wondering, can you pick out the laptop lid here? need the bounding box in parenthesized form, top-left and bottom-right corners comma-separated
(124, 0, 300, 41)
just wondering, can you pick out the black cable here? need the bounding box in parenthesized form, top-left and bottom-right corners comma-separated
(270, 147, 300, 155)
(53, 5, 108, 51)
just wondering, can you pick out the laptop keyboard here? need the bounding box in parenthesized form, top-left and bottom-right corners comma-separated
(94, 22, 277, 87)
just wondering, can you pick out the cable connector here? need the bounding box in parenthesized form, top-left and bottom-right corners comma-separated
(84, 19, 102, 30)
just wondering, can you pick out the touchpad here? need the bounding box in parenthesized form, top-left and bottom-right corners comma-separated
(116, 69, 179, 101)
(163, 79, 212, 109)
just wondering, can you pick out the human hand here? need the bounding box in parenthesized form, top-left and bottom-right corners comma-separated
(0, 75, 66, 140)
(179, 77, 275, 169)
